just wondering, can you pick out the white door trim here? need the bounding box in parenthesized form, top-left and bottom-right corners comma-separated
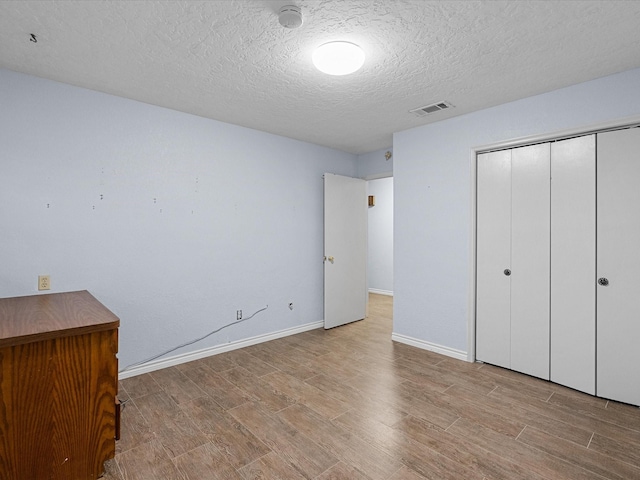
(467, 113, 640, 363)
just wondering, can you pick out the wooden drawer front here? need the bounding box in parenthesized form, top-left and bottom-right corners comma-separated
(0, 328, 118, 480)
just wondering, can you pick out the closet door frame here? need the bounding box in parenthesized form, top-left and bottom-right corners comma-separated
(468, 114, 640, 364)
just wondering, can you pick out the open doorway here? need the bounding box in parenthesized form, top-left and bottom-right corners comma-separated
(367, 176, 393, 324)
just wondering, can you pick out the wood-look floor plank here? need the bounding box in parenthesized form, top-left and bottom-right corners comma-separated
(314, 461, 373, 480)
(223, 348, 278, 377)
(101, 459, 124, 480)
(431, 363, 504, 396)
(390, 386, 460, 430)
(548, 389, 610, 414)
(346, 364, 408, 392)
(279, 334, 332, 357)
(303, 352, 366, 381)
(149, 365, 206, 405)
(115, 399, 154, 455)
(448, 417, 607, 480)
(197, 353, 238, 372)
(339, 407, 542, 480)
(119, 373, 162, 399)
(218, 366, 295, 412)
(399, 380, 524, 437)
(265, 336, 327, 364)
(557, 396, 640, 432)
(391, 342, 443, 365)
(178, 362, 252, 410)
(179, 395, 270, 469)
(387, 466, 428, 480)
(589, 432, 640, 469)
(260, 370, 351, 419)
(396, 415, 549, 480)
(333, 409, 486, 480)
(446, 384, 593, 446)
(116, 439, 184, 480)
(277, 403, 403, 480)
(239, 451, 309, 480)
(604, 399, 640, 416)
(241, 343, 322, 381)
(134, 391, 208, 458)
(490, 385, 640, 446)
(229, 401, 339, 478)
(305, 373, 408, 426)
(391, 358, 454, 392)
(518, 425, 640, 480)
(478, 363, 556, 401)
(396, 357, 497, 396)
(173, 442, 243, 480)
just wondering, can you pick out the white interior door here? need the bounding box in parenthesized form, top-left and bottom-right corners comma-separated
(476, 150, 512, 369)
(510, 143, 550, 380)
(597, 127, 640, 406)
(324, 173, 367, 329)
(550, 135, 596, 394)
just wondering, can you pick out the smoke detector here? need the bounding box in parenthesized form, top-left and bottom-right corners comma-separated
(279, 5, 303, 29)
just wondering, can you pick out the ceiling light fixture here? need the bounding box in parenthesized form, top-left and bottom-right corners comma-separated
(312, 41, 365, 76)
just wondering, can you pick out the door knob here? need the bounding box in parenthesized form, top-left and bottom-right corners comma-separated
(328, 256, 335, 264)
(598, 277, 609, 286)
(504, 269, 511, 276)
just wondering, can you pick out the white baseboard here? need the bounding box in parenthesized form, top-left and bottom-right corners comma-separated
(369, 288, 393, 296)
(119, 320, 324, 379)
(391, 332, 468, 362)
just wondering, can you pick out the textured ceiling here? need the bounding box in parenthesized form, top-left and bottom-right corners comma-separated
(1, 1, 640, 154)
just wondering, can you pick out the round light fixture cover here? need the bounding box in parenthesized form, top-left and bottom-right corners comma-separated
(312, 41, 365, 76)
(279, 5, 303, 29)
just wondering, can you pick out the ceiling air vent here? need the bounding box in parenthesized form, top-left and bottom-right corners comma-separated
(410, 101, 454, 117)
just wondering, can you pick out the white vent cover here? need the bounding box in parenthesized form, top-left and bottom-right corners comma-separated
(410, 101, 454, 117)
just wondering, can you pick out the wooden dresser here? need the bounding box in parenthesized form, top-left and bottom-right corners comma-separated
(0, 290, 119, 480)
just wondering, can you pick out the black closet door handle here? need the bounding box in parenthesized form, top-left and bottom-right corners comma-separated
(504, 269, 511, 276)
(598, 277, 609, 286)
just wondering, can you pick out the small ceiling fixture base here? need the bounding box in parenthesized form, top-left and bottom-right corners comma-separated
(313, 41, 365, 76)
(279, 5, 303, 29)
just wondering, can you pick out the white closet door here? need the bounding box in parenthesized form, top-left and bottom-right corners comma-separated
(476, 150, 512, 369)
(510, 143, 550, 380)
(550, 135, 596, 394)
(597, 128, 640, 406)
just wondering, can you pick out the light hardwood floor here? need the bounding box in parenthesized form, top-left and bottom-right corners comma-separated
(103, 294, 640, 479)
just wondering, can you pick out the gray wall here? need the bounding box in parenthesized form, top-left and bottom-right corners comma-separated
(0, 68, 359, 371)
(6, 64, 640, 370)
(357, 147, 393, 179)
(393, 67, 640, 355)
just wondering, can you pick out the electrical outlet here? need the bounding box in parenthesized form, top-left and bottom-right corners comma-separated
(38, 275, 50, 291)
(236, 310, 242, 320)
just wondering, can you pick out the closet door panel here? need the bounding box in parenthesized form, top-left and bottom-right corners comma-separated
(550, 135, 596, 394)
(597, 127, 640, 406)
(476, 150, 512, 369)
(510, 143, 550, 380)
